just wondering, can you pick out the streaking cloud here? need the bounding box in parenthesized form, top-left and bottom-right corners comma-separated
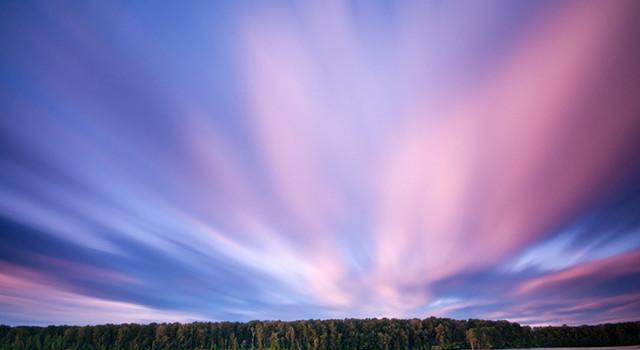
(1, 0, 639, 325)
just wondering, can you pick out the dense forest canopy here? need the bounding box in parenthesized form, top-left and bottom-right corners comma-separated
(1, 317, 638, 350)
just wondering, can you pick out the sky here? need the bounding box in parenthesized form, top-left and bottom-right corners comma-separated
(1, 0, 640, 327)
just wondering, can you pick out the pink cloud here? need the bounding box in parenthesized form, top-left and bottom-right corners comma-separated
(363, 0, 640, 316)
(0, 263, 204, 325)
(517, 251, 640, 296)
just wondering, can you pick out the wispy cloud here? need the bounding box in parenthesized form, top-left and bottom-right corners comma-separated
(1, 0, 639, 325)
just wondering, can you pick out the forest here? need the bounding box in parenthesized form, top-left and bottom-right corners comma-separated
(0, 317, 638, 350)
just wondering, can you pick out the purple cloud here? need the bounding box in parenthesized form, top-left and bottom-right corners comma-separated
(1, 0, 639, 325)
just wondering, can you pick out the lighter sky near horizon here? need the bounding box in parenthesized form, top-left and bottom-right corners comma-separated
(1, 0, 640, 326)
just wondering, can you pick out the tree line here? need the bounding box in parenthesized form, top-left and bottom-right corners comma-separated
(0, 317, 638, 350)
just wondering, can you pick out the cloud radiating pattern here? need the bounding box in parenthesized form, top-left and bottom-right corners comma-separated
(1, 0, 640, 325)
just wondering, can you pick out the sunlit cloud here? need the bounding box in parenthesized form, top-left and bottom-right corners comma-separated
(1, 0, 640, 325)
